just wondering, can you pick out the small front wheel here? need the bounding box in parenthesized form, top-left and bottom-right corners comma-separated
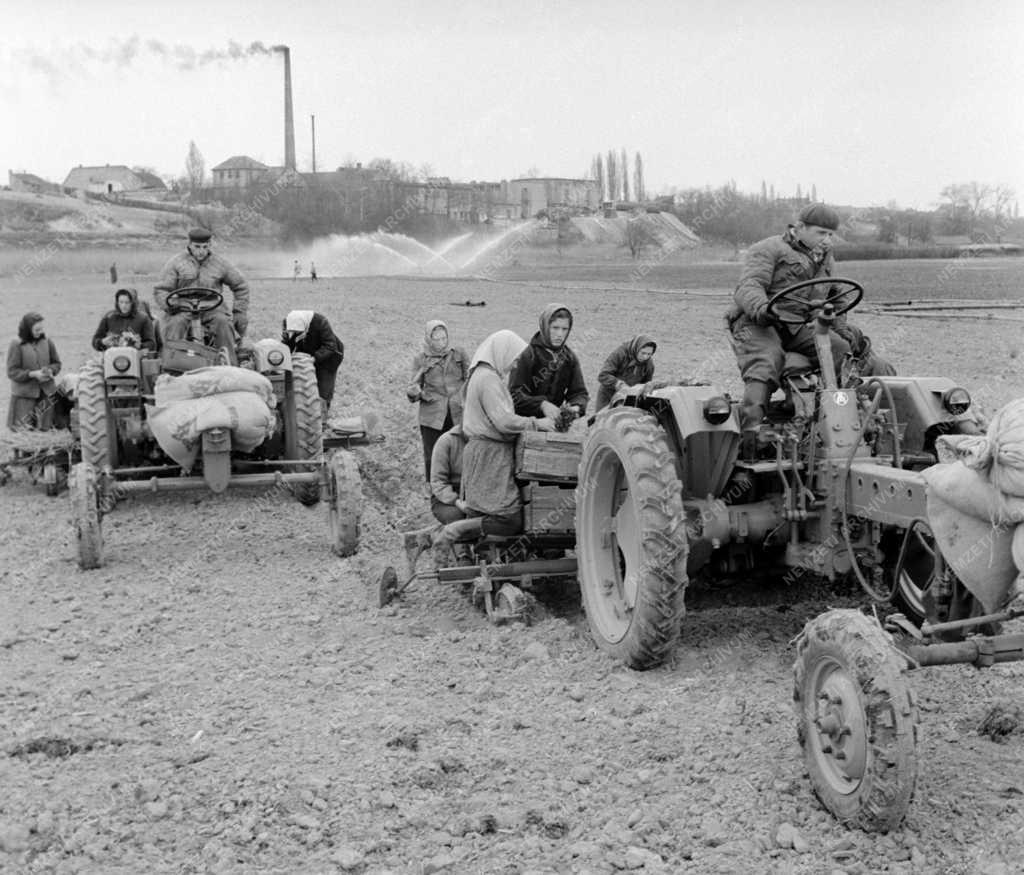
(793, 609, 918, 832)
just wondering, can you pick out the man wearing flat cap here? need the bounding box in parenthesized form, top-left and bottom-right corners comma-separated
(153, 228, 250, 364)
(725, 203, 895, 456)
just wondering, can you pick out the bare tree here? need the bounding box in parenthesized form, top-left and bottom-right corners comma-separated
(625, 211, 659, 259)
(606, 149, 618, 204)
(621, 148, 630, 202)
(592, 153, 605, 201)
(185, 141, 205, 192)
(993, 185, 1015, 220)
(811, 183, 818, 202)
(602, 151, 618, 205)
(634, 152, 645, 202)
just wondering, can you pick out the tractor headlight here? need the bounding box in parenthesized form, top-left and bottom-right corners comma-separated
(703, 396, 732, 425)
(112, 355, 132, 373)
(942, 387, 971, 416)
(267, 350, 285, 367)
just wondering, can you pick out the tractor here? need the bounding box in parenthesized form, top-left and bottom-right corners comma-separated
(573, 276, 1024, 830)
(69, 287, 362, 570)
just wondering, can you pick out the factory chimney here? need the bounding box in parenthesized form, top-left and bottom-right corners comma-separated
(281, 46, 296, 171)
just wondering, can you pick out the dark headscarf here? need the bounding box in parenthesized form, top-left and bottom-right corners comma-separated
(17, 312, 44, 344)
(114, 288, 139, 317)
(537, 303, 573, 349)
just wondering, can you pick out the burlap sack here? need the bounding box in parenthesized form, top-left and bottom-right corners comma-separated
(154, 367, 274, 407)
(986, 398, 1024, 498)
(147, 392, 275, 469)
(921, 461, 1024, 612)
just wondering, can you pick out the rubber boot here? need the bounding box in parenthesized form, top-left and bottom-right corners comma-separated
(739, 380, 771, 460)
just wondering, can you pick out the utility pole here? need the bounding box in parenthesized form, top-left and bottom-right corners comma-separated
(311, 114, 317, 173)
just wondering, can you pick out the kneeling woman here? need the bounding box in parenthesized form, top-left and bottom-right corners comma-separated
(437, 331, 555, 545)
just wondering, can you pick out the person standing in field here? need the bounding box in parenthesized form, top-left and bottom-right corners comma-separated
(310, 262, 318, 282)
(406, 319, 469, 482)
(6, 312, 62, 430)
(293, 260, 301, 282)
(595, 335, 657, 411)
(281, 310, 345, 420)
(153, 228, 250, 366)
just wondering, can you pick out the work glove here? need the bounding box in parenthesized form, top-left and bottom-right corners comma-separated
(233, 315, 248, 336)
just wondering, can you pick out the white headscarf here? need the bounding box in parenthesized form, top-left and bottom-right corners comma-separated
(470, 330, 527, 377)
(285, 310, 315, 336)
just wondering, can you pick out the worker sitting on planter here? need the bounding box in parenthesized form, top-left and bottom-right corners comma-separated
(509, 303, 589, 427)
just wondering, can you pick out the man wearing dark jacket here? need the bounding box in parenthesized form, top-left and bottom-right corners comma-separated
(509, 303, 589, 419)
(282, 310, 345, 416)
(92, 288, 156, 351)
(727, 203, 894, 455)
(153, 228, 249, 364)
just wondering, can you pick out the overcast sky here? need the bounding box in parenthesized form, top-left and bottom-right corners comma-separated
(2, 0, 1022, 209)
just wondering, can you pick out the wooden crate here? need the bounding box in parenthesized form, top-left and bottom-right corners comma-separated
(522, 483, 577, 534)
(515, 431, 583, 484)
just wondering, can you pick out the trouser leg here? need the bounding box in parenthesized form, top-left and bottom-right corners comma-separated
(205, 314, 238, 365)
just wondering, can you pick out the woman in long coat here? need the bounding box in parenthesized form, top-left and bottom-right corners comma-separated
(435, 330, 555, 545)
(595, 335, 657, 411)
(407, 319, 469, 481)
(7, 312, 62, 430)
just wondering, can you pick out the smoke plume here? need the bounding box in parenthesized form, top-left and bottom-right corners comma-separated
(8, 37, 286, 88)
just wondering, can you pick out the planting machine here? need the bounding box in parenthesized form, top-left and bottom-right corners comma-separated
(385, 276, 1024, 830)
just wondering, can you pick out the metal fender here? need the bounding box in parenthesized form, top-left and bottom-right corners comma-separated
(620, 384, 740, 499)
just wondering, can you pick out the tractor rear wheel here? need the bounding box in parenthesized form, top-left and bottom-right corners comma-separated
(77, 359, 111, 471)
(793, 609, 918, 832)
(69, 462, 104, 570)
(576, 407, 688, 669)
(327, 450, 362, 556)
(286, 353, 323, 506)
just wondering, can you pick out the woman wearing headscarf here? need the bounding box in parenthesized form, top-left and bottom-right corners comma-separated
(595, 335, 657, 411)
(435, 330, 556, 546)
(282, 310, 345, 417)
(7, 313, 62, 430)
(91, 288, 156, 352)
(509, 303, 589, 419)
(406, 319, 468, 481)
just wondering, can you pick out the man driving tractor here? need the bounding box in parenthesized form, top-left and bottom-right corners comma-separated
(726, 203, 895, 458)
(153, 228, 250, 365)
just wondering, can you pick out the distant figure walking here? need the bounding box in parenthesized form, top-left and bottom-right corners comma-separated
(110, 262, 118, 284)
(310, 262, 318, 282)
(293, 260, 301, 282)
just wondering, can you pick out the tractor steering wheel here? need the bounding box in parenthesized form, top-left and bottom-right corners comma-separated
(165, 286, 224, 316)
(766, 277, 864, 325)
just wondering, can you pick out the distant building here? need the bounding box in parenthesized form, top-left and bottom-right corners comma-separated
(211, 156, 270, 189)
(8, 171, 61, 195)
(504, 178, 600, 218)
(63, 165, 166, 195)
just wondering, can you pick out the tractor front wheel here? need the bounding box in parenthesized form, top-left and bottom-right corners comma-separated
(575, 407, 688, 670)
(793, 609, 918, 832)
(69, 462, 104, 570)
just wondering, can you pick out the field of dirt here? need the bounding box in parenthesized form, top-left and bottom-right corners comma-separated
(2, 250, 1023, 874)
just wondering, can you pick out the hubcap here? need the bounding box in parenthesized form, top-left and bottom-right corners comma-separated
(809, 658, 868, 793)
